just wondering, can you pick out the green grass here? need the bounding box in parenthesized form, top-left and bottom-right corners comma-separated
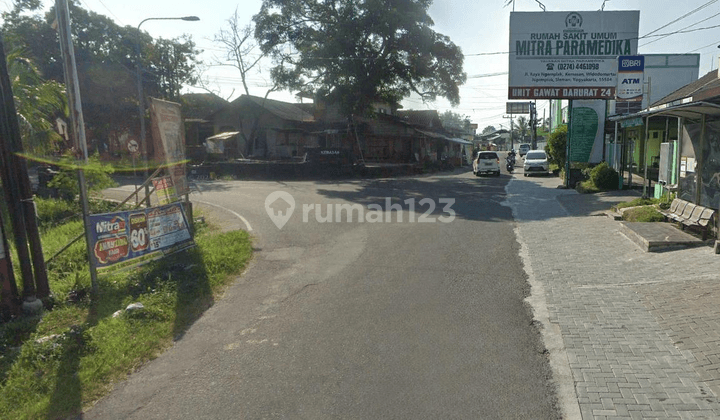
(576, 180, 601, 194)
(621, 205, 666, 222)
(0, 203, 253, 420)
(615, 197, 661, 210)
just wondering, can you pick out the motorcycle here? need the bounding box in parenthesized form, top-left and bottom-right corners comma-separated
(505, 155, 514, 173)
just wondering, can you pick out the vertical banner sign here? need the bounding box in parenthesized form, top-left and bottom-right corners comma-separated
(569, 100, 606, 163)
(616, 55, 644, 101)
(149, 98, 188, 196)
(89, 202, 195, 272)
(152, 176, 178, 205)
(509, 11, 639, 100)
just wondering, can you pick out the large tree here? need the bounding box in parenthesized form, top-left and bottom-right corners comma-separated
(439, 110, 470, 133)
(253, 0, 466, 117)
(482, 125, 496, 135)
(1, 1, 201, 156)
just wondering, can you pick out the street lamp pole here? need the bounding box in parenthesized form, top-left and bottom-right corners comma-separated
(136, 16, 199, 206)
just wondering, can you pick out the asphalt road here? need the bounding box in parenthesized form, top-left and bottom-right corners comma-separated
(87, 165, 559, 419)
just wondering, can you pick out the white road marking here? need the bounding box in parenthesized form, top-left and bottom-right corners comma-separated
(193, 200, 253, 232)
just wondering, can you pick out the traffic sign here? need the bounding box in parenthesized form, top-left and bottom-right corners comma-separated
(128, 139, 139, 154)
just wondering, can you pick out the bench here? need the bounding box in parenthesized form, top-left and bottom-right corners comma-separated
(660, 198, 716, 240)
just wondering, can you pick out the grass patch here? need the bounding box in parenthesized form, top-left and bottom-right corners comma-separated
(615, 197, 660, 210)
(621, 205, 666, 222)
(0, 203, 253, 420)
(576, 180, 601, 194)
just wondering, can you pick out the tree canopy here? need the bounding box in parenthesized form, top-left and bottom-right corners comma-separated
(439, 110, 470, 132)
(482, 125, 496, 135)
(1, 1, 201, 157)
(253, 0, 467, 117)
(515, 115, 529, 140)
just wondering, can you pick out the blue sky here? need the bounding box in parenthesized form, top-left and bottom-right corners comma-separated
(13, 0, 720, 131)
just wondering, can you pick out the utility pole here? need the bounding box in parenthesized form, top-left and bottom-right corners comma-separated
(531, 101, 538, 150)
(642, 76, 652, 198)
(504, 114, 515, 151)
(56, 0, 98, 294)
(565, 100, 573, 188)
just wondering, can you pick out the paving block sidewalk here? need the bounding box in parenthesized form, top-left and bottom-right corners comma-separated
(508, 176, 720, 419)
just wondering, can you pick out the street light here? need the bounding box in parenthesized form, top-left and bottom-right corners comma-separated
(136, 16, 199, 205)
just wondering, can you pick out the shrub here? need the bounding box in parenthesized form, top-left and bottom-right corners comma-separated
(589, 162, 619, 190)
(47, 152, 116, 201)
(545, 125, 567, 170)
(576, 180, 600, 194)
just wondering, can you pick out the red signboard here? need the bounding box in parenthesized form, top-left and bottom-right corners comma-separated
(508, 86, 616, 100)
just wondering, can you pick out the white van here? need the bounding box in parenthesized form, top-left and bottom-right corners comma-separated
(518, 143, 531, 157)
(473, 151, 501, 177)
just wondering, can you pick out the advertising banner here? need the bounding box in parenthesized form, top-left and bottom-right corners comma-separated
(569, 100, 606, 163)
(616, 55, 644, 101)
(88, 203, 194, 272)
(509, 11, 639, 100)
(152, 176, 179, 205)
(150, 98, 189, 196)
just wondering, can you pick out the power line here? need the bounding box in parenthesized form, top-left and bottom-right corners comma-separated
(641, 13, 720, 47)
(640, 0, 718, 38)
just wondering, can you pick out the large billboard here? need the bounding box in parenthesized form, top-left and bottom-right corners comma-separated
(509, 11, 639, 100)
(150, 98, 189, 197)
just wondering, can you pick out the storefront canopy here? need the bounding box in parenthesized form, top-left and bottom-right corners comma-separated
(206, 131, 240, 141)
(609, 101, 720, 122)
(448, 137, 473, 145)
(414, 129, 472, 145)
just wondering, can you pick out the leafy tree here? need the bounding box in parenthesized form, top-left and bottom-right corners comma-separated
(1, 1, 201, 155)
(4, 44, 67, 157)
(545, 124, 567, 169)
(253, 0, 467, 117)
(439, 110, 470, 132)
(145, 35, 200, 101)
(515, 115, 529, 141)
(482, 125, 496, 135)
(47, 152, 116, 201)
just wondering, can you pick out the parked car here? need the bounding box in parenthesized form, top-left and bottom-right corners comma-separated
(518, 143, 531, 157)
(523, 150, 549, 176)
(473, 151, 501, 177)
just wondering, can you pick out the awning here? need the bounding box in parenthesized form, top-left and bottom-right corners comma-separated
(448, 137, 473, 145)
(609, 102, 720, 122)
(415, 129, 447, 140)
(206, 131, 240, 141)
(415, 129, 472, 145)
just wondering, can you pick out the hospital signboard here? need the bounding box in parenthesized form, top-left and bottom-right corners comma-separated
(509, 11, 639, 100)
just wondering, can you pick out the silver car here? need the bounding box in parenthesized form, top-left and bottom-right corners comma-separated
(523, 150, 549, 176)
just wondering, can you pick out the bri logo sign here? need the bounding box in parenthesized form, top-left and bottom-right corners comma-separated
(616, 55, 644, 102)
